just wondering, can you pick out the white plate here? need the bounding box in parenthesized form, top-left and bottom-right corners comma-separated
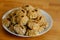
(2, 8, 53, 37)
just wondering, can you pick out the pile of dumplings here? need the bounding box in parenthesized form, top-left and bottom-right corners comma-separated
(3, 5, 48, 36)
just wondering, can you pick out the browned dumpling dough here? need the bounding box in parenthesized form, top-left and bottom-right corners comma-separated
(14, 24, 26, 35)
(11, 16, 16, 24)
(9, 25, 14, 32)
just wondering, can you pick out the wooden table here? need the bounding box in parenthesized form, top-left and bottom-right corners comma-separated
(0, 0, 60, 40)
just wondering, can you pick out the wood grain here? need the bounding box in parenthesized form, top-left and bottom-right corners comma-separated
(0, 0, 60, 40)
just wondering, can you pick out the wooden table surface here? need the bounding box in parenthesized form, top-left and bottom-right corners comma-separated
(0, 0, 60, 40)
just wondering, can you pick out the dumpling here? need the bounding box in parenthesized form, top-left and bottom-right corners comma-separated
(27, 8, 42, 19)
(9, 7, 26, 18)
(9, 25, 15, 32)
(2, 18, 11, 27)
(37, 27, 44, 32)
(14, 24, 26, 35)
(22, 5, 34, 11)
(27, 10, 38, 19)
(28, 20, 40, 30)
(20, 16, 29, 25)
(37, 16, 48, 29)
(26, 29, 39, 36)
(16, 8, 27, 17)
(35, 8, 42, 17)
(9, 9, 19, 17)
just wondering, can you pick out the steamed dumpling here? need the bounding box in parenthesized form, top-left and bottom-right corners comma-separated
(14, 24, 26, 35)
(38, 16, 47, 26)
(22, 5, 34, 11)
(9, 25, 14, 32)
(26, 29, 39, 36)
(28, 20, 40, 30)
(20, 16, 29, 25)
(27, 10, 38, 19)
(3, 18, 11, 27)
(16, 8, 26, 17)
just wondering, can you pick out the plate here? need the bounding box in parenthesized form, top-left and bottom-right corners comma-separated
(2, 8, 53, 37)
